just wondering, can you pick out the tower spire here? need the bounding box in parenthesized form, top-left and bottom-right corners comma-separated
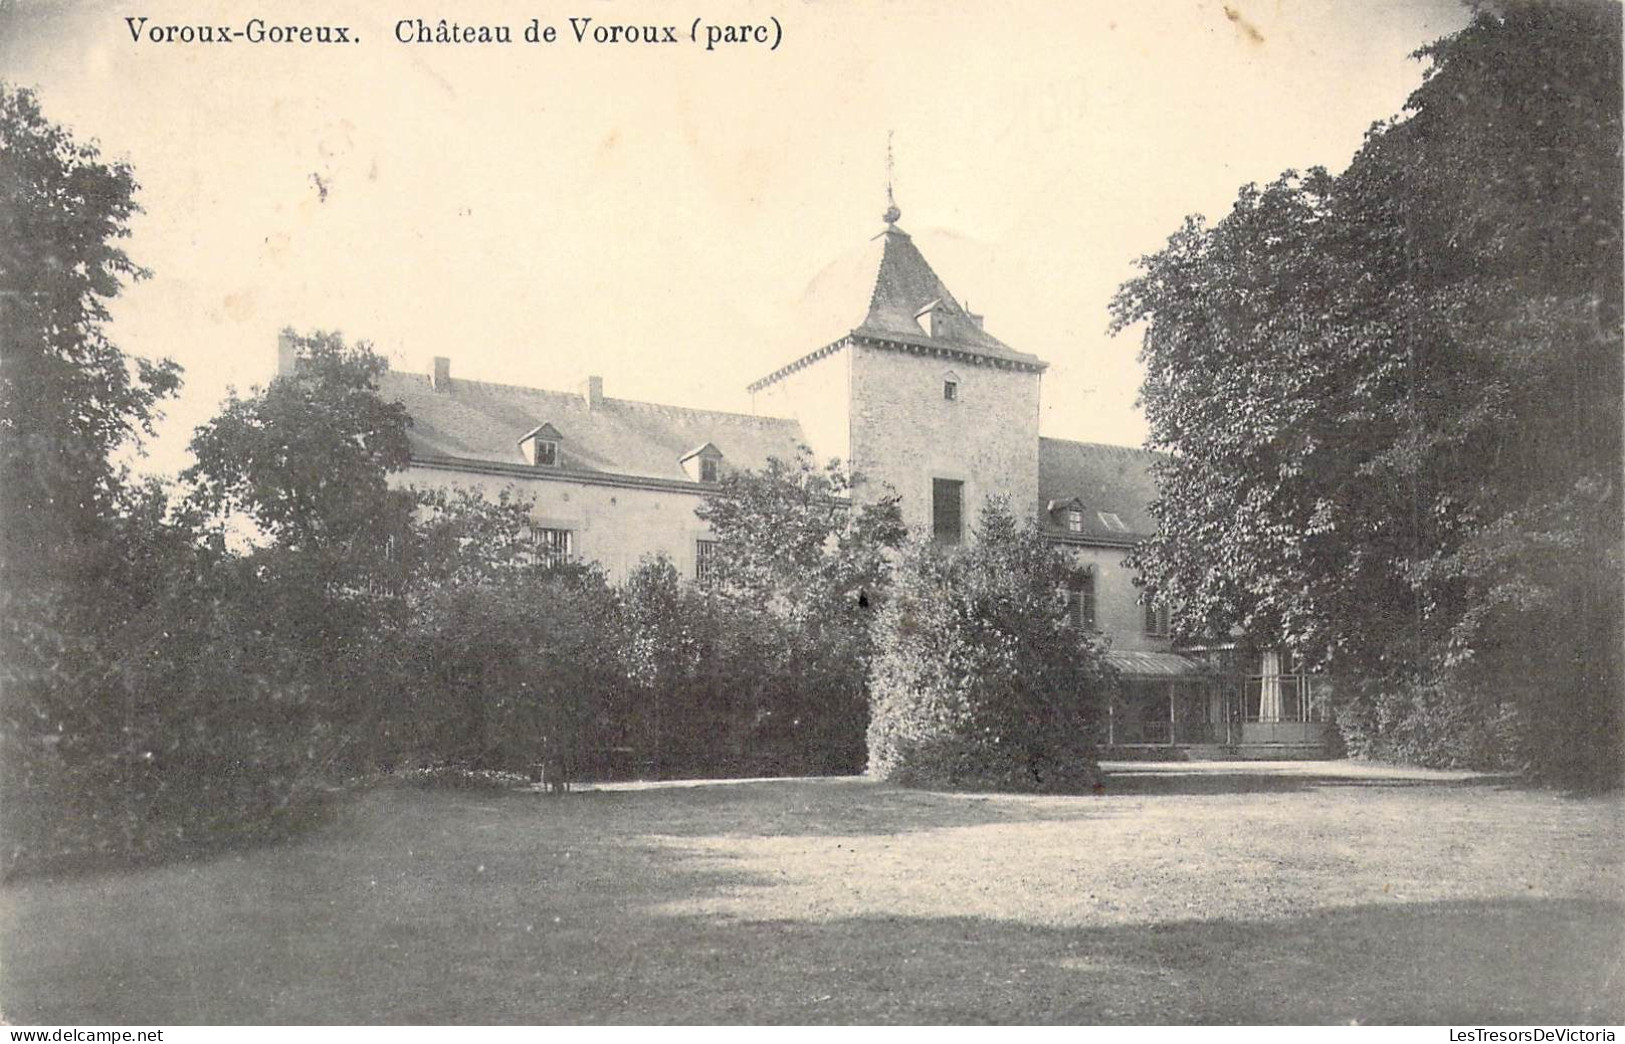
(883, 130, 902, 226)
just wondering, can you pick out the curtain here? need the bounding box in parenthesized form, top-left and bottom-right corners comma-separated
(1259, 650, 1282, 723)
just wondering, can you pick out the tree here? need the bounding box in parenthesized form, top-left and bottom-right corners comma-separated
(695, 448, 904, 617)
(185, 330, 414, 587)
(620, 556, 701, 776)
(1, 85, 188, 873)
(177, 332, 422, 777)
(408, 484, 548, 590)
(867, 499, 1109, 791)
(1110, 2, 1622, 784)
(696, 449, 906, 772)
(0, 84, 182, 605)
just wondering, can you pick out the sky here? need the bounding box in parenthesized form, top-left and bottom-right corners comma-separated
(1, 0, 1473, 477)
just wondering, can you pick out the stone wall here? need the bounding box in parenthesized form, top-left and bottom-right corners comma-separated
(1058, 543, 1171, 654)
(847, 343, 1041, 540)
(393, 465, 715, 582)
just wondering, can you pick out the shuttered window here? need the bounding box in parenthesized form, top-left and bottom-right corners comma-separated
(1143, 600, 1170, 636)
(1064, 571, 1097, 631)
(932, 478, 963, 545)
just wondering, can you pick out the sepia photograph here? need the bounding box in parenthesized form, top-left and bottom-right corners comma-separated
(0, 0, 1621, 1030)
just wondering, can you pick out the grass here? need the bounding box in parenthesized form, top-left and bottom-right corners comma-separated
(2, 761, 1622, 1025)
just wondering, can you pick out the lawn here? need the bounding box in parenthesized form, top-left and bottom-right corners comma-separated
(2, 761, 1622, 1025)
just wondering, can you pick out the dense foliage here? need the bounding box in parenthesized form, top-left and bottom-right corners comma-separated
(619, 556, 784, 776)
(696, 450, 906, 772)
(0, 84, 201, 873)
(1110, 2, 1622, 785)
(185, 331, 415, 579)
(867, 500, 1110, 791)
(395, 569, 625, 777)
(0, 85, 182, 607)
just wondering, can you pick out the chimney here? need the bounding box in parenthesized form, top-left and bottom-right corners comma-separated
(276, 330, 298, 376)
(431, 356, 451, 391)
(581, 375, 603, 411)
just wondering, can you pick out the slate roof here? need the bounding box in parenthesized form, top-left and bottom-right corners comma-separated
(1037, 437, 1163, 543)
(378, 370, 808, 484)
(854, 226, 1042, 366)
(750, 219, 1045, 391)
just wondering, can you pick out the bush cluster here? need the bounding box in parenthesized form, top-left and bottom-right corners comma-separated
(1334, 679, 1524, 773)
(867, 503, 1110, 792)
(0, 506, 879, 877)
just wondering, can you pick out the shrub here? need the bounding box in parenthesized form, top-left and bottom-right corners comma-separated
(1, 538, 339, 878)
(867, 500, 1110, 792)
(1334, 676, 1524, 772)
(391, 567, 625, 777)
(695, 450, 906, 774)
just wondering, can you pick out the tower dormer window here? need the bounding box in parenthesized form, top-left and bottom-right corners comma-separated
(518, 422, 564, 468)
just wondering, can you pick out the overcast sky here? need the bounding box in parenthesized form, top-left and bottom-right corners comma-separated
(2, 0, 1472, 476)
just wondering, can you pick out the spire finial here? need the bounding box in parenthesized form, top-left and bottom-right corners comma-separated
(882, 130, 902, 226)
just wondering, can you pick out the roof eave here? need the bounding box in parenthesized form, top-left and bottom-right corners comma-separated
(404, 451, 850, 501)
(848, 331, 1049, 372)
(1043, 531, 1146, 549)
(747, 330, 1048, 394)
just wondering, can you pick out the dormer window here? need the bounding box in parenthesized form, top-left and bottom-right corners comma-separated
(518, 422, 564, 468)
(914, 299, 945, 338)
(681, 442, 724, 483)
(1047, 497, 1087, 534)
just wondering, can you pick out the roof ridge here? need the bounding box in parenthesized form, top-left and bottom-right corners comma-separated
(381, 370, 796, 427)
(864, 226, 902, 318)
(1040, 435, 1160, 456)
(604, 397, 797, 426)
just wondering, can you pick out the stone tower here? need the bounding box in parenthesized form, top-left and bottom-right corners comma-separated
(749, 201, 1046, 542)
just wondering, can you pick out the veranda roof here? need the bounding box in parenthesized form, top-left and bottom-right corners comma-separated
(1105, 650, 1209, 679)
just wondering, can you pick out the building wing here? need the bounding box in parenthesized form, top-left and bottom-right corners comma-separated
(1037, 437, 1162, 543)
(377, 368, 808, 484)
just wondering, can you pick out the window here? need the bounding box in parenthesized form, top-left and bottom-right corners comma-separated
(695, 539, 722, 582)
(1063, 571, 1097, 631)
(680, 442, 723, 483)
(531, 527, 573, 568)
(943, 379, 958, 402)
(932, 478, 963, 545)
(1243, 650, 1325, 723)
(518, 422, 564, 467)
(1098, 511, 1127, 533)
(1143, 600, 1170, 637)
(1065, 508, 1084, 533)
